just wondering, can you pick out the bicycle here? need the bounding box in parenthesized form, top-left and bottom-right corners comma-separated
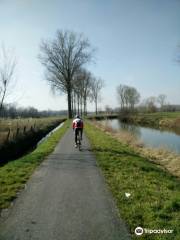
(76, 130, 81, 151)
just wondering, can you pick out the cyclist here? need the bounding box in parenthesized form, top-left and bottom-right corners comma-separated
(72, 115, 83, 147)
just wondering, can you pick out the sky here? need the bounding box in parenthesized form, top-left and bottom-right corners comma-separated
(0, 0, 180, 111)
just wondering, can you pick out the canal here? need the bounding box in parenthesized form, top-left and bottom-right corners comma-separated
(100, 119, 180, 154)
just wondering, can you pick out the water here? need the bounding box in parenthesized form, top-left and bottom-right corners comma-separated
(100, 119, 180, 154)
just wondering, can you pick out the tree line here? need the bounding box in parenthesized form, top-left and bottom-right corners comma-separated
(117, 84, 140, 110)
(0, 104, 68, 118)
(39, 30, 104, 118)
(0, 31, 104, 119)
(1, 30, 180, 118)
(116, 84, 172, 113)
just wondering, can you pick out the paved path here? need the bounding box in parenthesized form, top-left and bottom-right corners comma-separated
(0, 129, 130, 240)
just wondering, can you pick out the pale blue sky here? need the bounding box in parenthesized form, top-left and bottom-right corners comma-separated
(0, 0, 180, 110)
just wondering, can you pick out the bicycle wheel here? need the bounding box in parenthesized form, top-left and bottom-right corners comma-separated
(77, 131, 81, 151)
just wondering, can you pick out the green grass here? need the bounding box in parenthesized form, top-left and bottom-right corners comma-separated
(0, 117, 65, 145)
(127, 112, 180, 133)
(138, 112, 180, 119)
(0, 120, 70, 210)
(85, 122, 180, 240)
(137, 112, 180, 125)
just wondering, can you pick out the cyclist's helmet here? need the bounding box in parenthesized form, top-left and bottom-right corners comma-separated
(76, 115, 80, 118)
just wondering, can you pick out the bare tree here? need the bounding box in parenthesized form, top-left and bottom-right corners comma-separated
(126, 86, 140, 109)
(72, 69, 92, 116)
(73, 72, 83, 115)
(0, 46, 16, 113)
(74, 69, 92, 116)
(117, 84, 140, 110)
(105, 105, 113, 115)
(157, 94, 167, 110)
(145, 96, 157, 112)
(80, 70, 92, 116)
(39, 30, 94, 118)
(90, 77, 104, 115)
(117, 84, 126, 109)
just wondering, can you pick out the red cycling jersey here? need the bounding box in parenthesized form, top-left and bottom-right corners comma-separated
(72, 118, 83, 129)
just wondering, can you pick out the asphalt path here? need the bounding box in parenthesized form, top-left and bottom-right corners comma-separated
(0, 128, 130, 240)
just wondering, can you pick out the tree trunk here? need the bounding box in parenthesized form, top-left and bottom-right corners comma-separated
(77, 95, 80, 115)
(0, 88, 6, 113)
(84, 96, 88, 116)
(71, 92, 74, 116)
(80, 96, 83, 117)
(95, 99, 97, 115)
(67, 89, 72, 118)
(83, 97, 86, 116)
(73, 92, 76, 116)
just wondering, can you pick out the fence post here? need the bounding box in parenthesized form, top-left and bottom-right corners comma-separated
(23, 126, 26, 134)
(6, 128, 11, 142)
(16, 127, 20, 137)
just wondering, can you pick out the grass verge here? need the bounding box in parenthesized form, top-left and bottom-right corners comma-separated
(121, 112, 180, 134)
(0, 120, 70, 211)
(85, 122, 180, 240)
(94, 120, 180, 177)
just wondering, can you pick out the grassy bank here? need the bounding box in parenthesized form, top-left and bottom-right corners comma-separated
(85, 122, 180, 239)
(0, 119, 65, 166)
(87, 114, 118, 120)
(94, 120, 180, 177)
(119, 112, 180, 133)
(0, 120, 70, 211)
(0, 117, 65, 146)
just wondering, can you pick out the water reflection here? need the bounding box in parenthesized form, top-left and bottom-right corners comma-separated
(100, 119, 180, 154)
(102, 119, 141, 138)
(119, 122, 141, 138)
